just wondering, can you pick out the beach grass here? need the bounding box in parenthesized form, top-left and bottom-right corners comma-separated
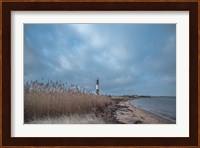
(24, 80, 112, 123)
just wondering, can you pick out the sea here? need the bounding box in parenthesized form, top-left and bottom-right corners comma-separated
(131, 97, 176, 123)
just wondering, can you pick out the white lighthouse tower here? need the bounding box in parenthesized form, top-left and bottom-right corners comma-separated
(96, 78, 99, 95)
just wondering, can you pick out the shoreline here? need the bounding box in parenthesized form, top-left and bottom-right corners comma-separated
(131, 101, 175, 123)
(110, 98, 174, 124)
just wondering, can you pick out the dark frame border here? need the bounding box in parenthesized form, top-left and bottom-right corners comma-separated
(2, 2, 198, 146)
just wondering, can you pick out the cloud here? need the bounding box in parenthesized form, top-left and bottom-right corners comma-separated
(24, 24, 176, 96)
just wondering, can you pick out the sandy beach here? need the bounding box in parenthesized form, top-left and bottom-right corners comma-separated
(111, 99, 174, 124)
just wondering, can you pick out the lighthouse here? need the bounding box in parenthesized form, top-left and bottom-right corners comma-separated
(96, 78, 99, 95)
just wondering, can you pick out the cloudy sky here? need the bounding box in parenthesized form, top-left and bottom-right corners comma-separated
(24, 24, 176, 96)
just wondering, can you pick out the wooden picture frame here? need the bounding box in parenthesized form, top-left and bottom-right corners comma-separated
(2, 1, 198, 146)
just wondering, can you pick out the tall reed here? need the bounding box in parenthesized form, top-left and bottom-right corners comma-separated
(24, 80, 111, 123)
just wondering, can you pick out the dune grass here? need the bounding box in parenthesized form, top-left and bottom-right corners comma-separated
(24, 80, 112, 123)
(28, 113, 105, 124)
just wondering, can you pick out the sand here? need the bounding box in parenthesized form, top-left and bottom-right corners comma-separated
(113, 99, 174, 124)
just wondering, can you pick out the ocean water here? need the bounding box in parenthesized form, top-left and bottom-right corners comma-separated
(131, 97, 176, 123)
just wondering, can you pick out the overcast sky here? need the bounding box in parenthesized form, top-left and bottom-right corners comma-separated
(24, 24, 176, 96)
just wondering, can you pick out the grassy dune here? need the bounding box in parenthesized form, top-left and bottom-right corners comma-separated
(24, 81, 112, 124)
(29, 113, 105, 124)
